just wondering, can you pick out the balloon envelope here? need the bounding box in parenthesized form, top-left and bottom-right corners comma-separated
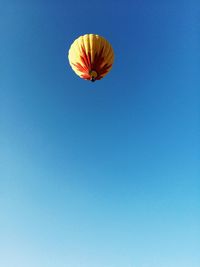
(68, 34, 114, 82)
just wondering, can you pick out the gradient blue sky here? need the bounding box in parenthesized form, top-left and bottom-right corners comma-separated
(1, 1, 200, 267)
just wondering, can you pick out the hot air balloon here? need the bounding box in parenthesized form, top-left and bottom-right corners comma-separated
(68, 34, 114, 82)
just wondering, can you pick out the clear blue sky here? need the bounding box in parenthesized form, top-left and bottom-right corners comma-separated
(0, 1, 199, 267)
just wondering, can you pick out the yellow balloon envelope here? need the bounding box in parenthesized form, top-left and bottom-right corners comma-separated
(68, 34, 114, 82)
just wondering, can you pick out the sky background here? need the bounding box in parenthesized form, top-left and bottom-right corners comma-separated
(0, 0, 200, 267)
